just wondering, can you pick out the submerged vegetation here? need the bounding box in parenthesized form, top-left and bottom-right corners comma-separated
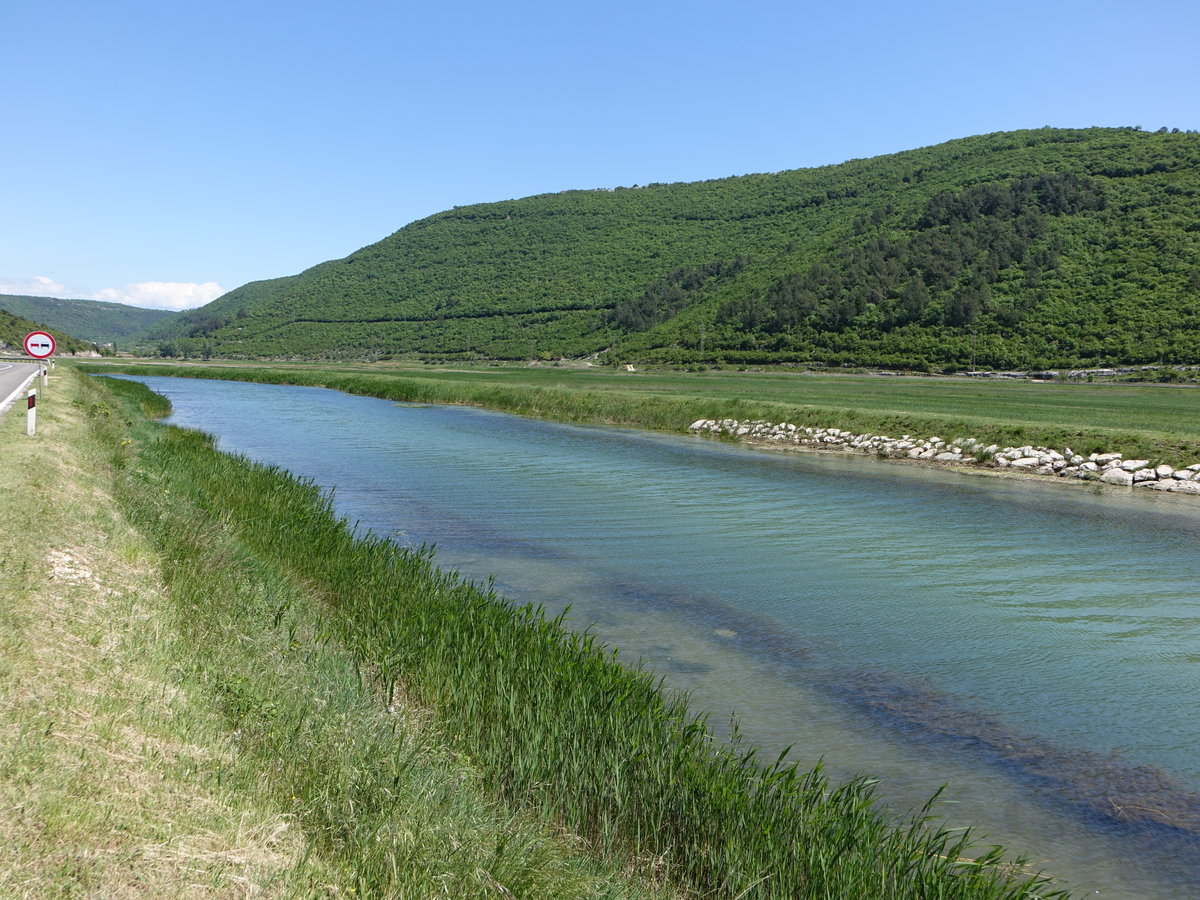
(140, 127, 1200, 368)
(57, 370, 1069, 896)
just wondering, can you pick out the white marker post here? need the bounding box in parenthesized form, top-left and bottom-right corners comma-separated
(27, 389, 36, 436)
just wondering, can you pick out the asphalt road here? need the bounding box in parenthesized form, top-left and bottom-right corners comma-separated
(0, 361, 42, 415)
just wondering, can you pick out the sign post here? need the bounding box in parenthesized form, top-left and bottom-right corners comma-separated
(24, 332, 54, 400)
(22, 333, 53, 434)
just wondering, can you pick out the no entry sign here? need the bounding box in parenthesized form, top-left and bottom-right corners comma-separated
(24, 331, 56, 358)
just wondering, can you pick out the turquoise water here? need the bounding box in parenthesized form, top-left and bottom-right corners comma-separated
(124, 375, 1200, 897)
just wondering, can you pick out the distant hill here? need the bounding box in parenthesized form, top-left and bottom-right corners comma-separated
(0, 294, 175, 345)
(0, 308, 103, 356)
(145, 127, 1200, 369)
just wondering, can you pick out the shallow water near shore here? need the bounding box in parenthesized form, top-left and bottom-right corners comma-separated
(122, 375, 1200, 898)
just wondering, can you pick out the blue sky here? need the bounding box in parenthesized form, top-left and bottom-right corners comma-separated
(2, 0, 1196, 310)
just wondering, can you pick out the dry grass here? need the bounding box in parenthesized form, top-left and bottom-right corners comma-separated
(0, 376, 328, 898)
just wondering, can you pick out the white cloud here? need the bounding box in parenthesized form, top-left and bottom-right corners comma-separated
(0, 275, 70, 297)
(2, 275, 225, 311)
(92, 281, 226, 311)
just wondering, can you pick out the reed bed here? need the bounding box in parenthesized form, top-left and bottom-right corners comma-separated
(92, 374, 1067, 898)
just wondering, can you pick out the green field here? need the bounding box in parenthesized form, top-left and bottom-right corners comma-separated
(373, 364, 1200, 436)
(77, 359, 1200, 467)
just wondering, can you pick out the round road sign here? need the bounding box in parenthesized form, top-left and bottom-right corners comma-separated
(24, 331, 56, 359)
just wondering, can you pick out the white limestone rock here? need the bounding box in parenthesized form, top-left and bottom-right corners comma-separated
(1119, 459, 1151, 472)
(1010, 457, 1043, 468)
(1144, 479, 1200, 494)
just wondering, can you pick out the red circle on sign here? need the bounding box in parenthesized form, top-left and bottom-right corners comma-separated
(24, 331, 56, 358)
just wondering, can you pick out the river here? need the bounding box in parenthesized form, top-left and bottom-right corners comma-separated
(120, 375, 1200, 897)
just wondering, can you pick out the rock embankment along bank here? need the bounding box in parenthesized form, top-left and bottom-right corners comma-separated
(689, 419, 1200, 495)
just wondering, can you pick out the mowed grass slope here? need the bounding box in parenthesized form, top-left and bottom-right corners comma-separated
(0, 369, 674, 898)
(0, 372, 323, 897)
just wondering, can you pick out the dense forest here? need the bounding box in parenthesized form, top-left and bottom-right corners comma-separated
(142, 127, 1200, 369)
(0, 294, 173, 346)
(0, 308, 104, 356)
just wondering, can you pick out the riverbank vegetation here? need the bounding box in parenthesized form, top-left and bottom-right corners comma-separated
(137, 127, 1199, 369)
(0, 370, 326, 896)
(0, 370, 671, 898)
(77, 359, 1200, 469)
(3, 368, 1069, 896)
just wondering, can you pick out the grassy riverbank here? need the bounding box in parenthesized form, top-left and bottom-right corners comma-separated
(0, 371, 325, 895)
(0, 370, 672, 898)
(7, 368, 1071, 897)
(78, 359, 1200, 468)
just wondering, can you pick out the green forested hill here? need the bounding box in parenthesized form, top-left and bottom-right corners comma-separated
(0, 294, 175, 345)
(147, 127, 1200, 369)
(0, 308, 101, 356)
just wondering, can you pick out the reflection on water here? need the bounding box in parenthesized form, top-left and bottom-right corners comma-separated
(121, 375, 1200, 898)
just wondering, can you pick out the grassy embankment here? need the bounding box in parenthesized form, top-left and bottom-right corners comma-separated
(6, 368, 1072, 897)
(79, 359, 1200, 467)
(0, 369, 674, 898)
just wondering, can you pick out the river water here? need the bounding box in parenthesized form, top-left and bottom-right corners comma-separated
(122, 375, 1200, 897)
